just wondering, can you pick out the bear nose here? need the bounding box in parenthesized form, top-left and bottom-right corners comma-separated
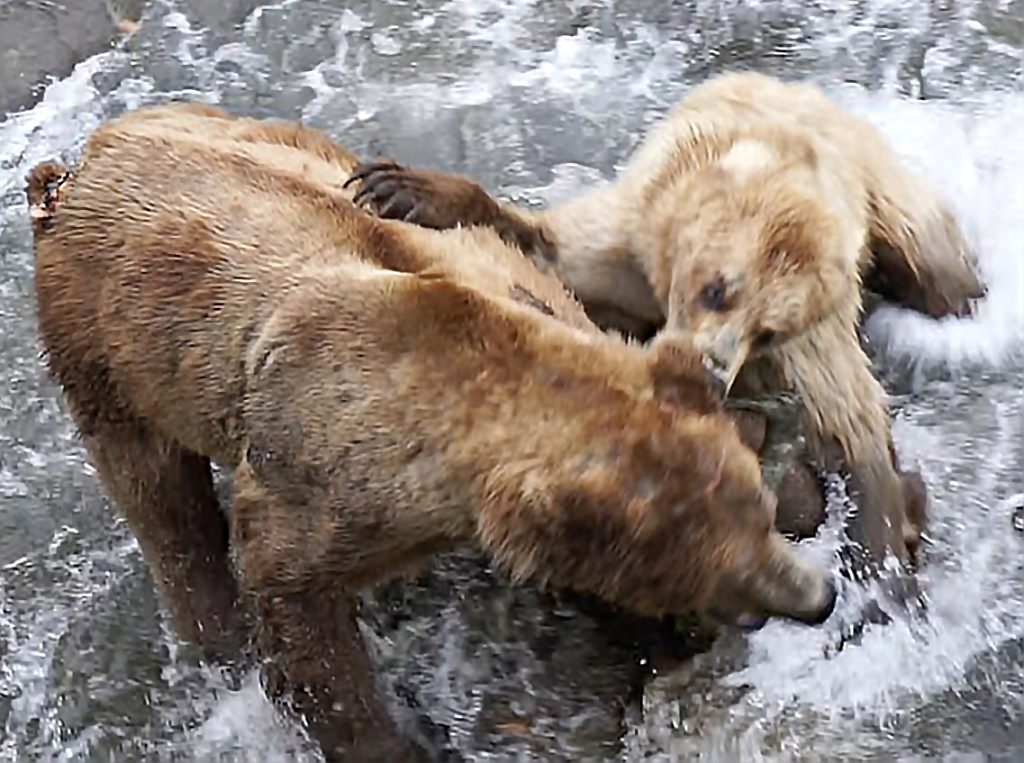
(802, 577, 838, 626)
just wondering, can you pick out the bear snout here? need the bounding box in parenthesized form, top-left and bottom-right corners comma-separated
(742, 534, 838, 628)
(799, 576, 837, 626)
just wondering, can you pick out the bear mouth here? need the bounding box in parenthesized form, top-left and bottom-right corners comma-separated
(700, 355, 730, 398)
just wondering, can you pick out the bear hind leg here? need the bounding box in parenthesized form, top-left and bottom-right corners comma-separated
(80, 419, 245, 662)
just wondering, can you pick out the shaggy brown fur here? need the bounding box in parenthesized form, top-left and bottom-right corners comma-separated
(29, 103, 835, 763)
(347, 72, 985, 576)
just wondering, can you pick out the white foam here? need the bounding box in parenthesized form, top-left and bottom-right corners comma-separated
(186, 672, 317, 761)
(508, 30, 620, 97)
(0, 528, 142, 761)
(0, 52, 125, 202)
(628, 383, 1024, 760)
(854, 92, 1024, 372)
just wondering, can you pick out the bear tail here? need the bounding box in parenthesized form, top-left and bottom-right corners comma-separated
(26, 161, 73, 229)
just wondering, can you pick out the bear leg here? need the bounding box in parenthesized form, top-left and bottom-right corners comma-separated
(728, 409, 768, 453)
(230, 464, 430, 763)
(80, 419, 244, 661)
(345, 160, 559, 266)
(250, 588, 430, 763)
(774, 462, 827, 539)
(775, 316, 919, 580)
(863, 156, 985, 319)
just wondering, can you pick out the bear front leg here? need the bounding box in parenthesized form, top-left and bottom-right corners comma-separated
(252, 588, 430, 763)
(230, 462, 430, 763)
(775, 316, 921, 579)
(345, 161, 558, 265)
(79, 419, 244, 661)
(863, 151, 986, 319)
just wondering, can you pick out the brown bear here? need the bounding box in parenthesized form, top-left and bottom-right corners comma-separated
(345, 71, 984, 577)
(28, 102, 836, 763)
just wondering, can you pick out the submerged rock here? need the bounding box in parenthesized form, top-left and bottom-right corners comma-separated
(0, 0, 147, 117)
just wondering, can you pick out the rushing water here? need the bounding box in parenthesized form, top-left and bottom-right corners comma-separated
(0, 0, 1021, 761)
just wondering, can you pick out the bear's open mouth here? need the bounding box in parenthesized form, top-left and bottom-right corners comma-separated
(700, 355, 730, 398)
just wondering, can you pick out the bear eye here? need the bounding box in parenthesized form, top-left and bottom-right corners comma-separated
(699, 280, 728, 312)
(752, 329, 777, 349)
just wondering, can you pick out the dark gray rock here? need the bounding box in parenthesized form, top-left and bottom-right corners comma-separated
(0, 0, 146, 117)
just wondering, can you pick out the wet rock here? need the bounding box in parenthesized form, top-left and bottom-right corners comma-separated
(774, 462, 826, 540)
(0, 0, 147, 117)
(729, 409, 767, 453)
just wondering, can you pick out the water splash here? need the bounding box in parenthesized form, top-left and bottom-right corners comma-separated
(858, 92, 1024, 373)
(626, 383, 1024, 761)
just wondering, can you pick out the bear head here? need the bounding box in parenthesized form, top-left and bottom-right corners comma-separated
(655, 138, 858, 394)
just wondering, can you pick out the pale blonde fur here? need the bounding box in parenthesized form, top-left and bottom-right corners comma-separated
(509, 73, 981, 471)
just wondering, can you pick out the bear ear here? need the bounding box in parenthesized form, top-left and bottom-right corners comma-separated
(648, 335, 724, 415)
(26, 161, 72, 228)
